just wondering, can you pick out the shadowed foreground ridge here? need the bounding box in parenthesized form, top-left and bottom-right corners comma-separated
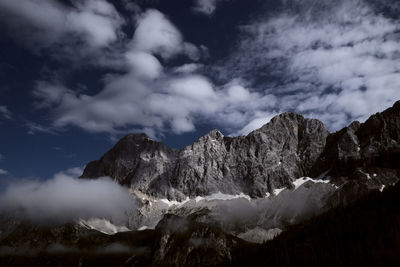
(230, 181, 400, 267)
(1, 181, 399, 266)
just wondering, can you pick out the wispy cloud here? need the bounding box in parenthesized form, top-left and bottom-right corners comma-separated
(0, 106, 12, 120)
(220, 0, 400, 131)
(0, 169, 8, 175)
(11, 0, 400, 138)
(26, 122, 58, 135)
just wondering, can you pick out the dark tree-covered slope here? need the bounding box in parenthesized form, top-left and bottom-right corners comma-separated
(229, 183, 400, 267)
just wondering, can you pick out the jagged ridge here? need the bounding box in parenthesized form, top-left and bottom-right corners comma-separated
(81, 101, 400, 200)
(82, 112, 328, 199)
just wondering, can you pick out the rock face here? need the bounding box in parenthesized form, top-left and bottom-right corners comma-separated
(311, 101, 400, 205)
(82, 113, 329, 199)
(82, 100, 400, 200)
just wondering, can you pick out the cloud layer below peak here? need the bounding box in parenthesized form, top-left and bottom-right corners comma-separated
(0, 167, 135, 224)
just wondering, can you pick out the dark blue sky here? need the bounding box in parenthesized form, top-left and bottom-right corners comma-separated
(1, 0, 400, 180)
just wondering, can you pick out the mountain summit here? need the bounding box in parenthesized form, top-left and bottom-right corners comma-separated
(81, 101, 400, 201)
(81, 112, 329, 199)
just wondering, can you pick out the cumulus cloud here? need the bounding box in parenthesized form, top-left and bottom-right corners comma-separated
(221, 0, 400, 130)
(0, 0, 124, 54)
(0, 168, 136, 224)
(35, 72, 274, 136)
(30, 0, 400, 139)
(0, 106, 12, 120)
(32, 7, 275, 137)
(131, 9, 199, 60)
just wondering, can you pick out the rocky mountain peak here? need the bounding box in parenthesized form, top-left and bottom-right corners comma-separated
(82, 111, 330, 198)
(81, 132, 177, 186)
(193, 129, 224, 144)
(81, 101, 400, 200)
(205, 129, 224, 140)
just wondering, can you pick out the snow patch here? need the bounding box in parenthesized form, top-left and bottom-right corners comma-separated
(273, 187, 286, 196)
(160, 152, 169, 160)
(137, 225, 152, 231)
(195, 192, 251, 202)
(159, 197, 190, 207)
(292, 177, 331, 190)
(79, 218, 130, 235)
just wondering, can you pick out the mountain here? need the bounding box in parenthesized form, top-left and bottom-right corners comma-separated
(2, 101, 400, 266)
(311, 101, 400, 206)
(82, 112, 329, 200)
(81, 101, 400, 203)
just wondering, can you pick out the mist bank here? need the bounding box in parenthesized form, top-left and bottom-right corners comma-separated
(0, 168, 137, 225)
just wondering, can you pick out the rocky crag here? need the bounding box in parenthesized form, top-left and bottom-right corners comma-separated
(81, 101, 400, 201)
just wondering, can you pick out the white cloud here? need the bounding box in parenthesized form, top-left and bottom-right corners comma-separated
(35, 70, 275, 136)
(0, 106, 12, 120)
(30, 7, 277, 137)
(231, 114, 275, 136)
(0, 168, 136, 224)
(168, 75, 217, 100)
(222, 0, 400, 130)
(31, 0, 400, 139)
(0, 0, 124, 50)
(131, 9, 199, 60)
(0, 169, 8, 175)
(173, 63, 203, 74)
(226, 85, 251, 103)
(125, 51, 163, 80)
